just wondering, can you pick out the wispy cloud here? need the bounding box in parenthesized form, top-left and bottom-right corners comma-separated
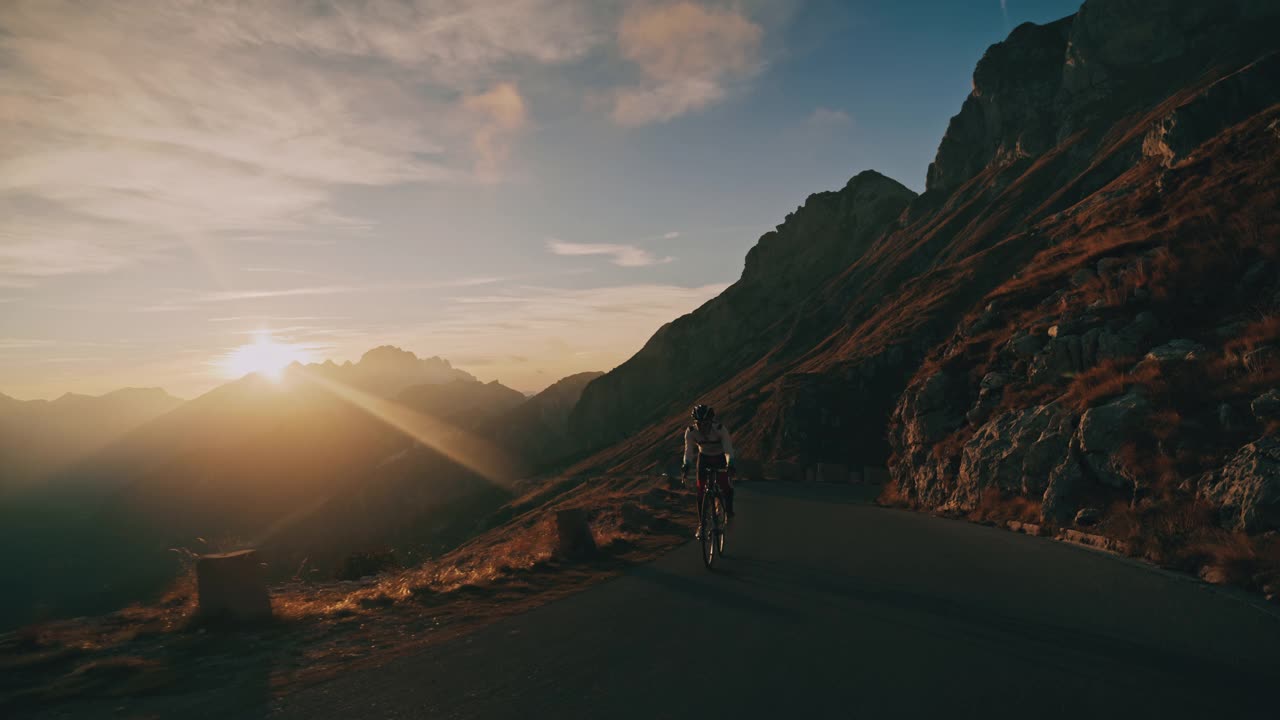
(0, 338, 57, 350)
(389, 281, 728, 388)
(140, 276, 504, 310)
(547, 240, 673, 267)
(463, 82, 529, 181)
(663, 231, 681, 240)
(242, 267, 319, 275)
(611, 2, 764, 126)
(207, 315, 350, 323)
(0, 1, 605, 283)
(196, 286, 361, 303)
(806, 107, 853, 129)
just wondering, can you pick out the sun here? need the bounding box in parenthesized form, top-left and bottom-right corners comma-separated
(221, 331, 314, 381)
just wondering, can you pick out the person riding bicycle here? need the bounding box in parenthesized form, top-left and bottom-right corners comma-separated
(681, 404, 736, 539)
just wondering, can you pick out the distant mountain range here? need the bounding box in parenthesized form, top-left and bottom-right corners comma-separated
(0, 387, 184, 493)
(0, 348, 600, 629)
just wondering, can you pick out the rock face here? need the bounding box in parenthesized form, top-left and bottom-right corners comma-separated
(957, 404, 1074, 507)
(880, 0, 1280, 533)
(1201, 438, 1280, 532)
(566, 171, 916, 468)
(195, 550, 271, 621)
(926, 17, 1074, 194)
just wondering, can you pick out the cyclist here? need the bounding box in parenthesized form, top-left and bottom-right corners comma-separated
(681, 404, 735, 539)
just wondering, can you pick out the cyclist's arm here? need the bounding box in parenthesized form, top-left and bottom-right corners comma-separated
(682, 426, 696, 470)
(719, 425, 735, 465)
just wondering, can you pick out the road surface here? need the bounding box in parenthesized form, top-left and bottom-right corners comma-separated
(278, 483, 1280, 719)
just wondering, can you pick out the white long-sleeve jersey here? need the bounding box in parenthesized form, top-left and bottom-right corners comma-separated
(683, 422, 735, 467)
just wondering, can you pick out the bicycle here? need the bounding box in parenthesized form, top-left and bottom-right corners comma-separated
(686, 466, 730, 569)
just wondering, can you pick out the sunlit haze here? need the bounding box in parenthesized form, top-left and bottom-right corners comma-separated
(0, 0, 1080, 399)
(219, 332, 317, 381)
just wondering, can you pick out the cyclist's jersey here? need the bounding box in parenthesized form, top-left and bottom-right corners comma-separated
(683, 422, 735, 466)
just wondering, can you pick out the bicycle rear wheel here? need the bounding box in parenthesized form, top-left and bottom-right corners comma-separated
(701, 493, 717, 569)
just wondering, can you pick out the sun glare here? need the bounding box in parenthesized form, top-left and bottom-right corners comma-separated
(221, 332, 314, 381)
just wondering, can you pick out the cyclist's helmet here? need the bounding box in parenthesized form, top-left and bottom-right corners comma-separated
(691, 404, 715, 423)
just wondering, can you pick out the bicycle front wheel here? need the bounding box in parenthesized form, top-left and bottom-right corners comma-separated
(715, 495, 727, 557)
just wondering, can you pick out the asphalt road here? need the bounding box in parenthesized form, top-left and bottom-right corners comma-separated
(277, 483, 1280, 719)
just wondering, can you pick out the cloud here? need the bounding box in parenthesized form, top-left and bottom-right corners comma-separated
(0, 1, 604, 283)
(547, 240, 673, 267)
(207, 315, 350, 323)
(242, 267, 318, 275)
(463, 82, 529, 180)
(404, 282, 730, 384)
(663, 231, 681, 240)
(611, 2, 763, 126)
(139, 276, 505, 309)
(0, 338, 57, 350)
(806, 107, 853, 129)
(196, 286, 361, 303)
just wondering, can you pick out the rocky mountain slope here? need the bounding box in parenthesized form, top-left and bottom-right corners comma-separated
(566, 0, 1279, 581)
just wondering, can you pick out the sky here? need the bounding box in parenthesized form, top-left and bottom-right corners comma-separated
(0, 0, 1082, 400)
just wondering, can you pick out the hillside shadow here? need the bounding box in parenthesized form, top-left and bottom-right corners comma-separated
(727, 556, 1280, 697)
(627, 564, 800, 622)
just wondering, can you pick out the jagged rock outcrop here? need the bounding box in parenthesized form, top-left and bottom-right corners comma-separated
(300, 346, 478, 398)
(1200, 437, 1280, 532)
(888, 0, 1280, 535)
(925, 17, 1073, 194)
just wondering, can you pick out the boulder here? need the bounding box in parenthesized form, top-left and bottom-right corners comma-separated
(1144, 338, 1207, 363)
(1042, 455, 1085, 524)
(1029, 335, 1083, 383)
(555, 509, 597, 561)
(1074, 507, 1102, 527)
(1010, 333, 1044, 359)
(1200, 437, 1280, 532)
(1252, 389, 1280, 422)
(196, 550, 271, 622)
(957, 404, 1073, 507)
(1077, 392, 1151, 489)
(980, 372, 1008, 391)
(1095, 328, 1140, 362)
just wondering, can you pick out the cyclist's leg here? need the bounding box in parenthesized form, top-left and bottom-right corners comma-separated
(704, 454, 731, 517)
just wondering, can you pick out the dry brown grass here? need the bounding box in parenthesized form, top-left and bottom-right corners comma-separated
(3, 475, 694, 717)
(877, 479, 914, 508)
(968, 487, 1042, 525)
(1057, 360, 1139, 413)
